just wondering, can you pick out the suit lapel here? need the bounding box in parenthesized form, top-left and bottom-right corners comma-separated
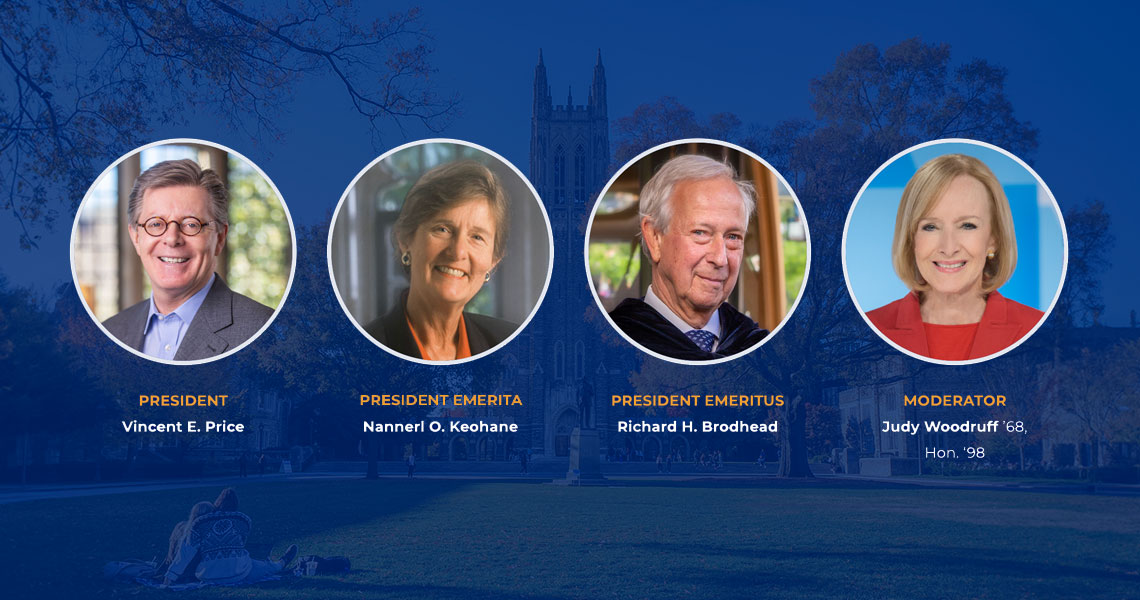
(969, 292, 1020, 359)
(464, 316, 492, 354)
(123, 301, 150, 351)
(174, 277, 233, 360)
(881, 293, 930, 357)
(382, 294, 422, 359)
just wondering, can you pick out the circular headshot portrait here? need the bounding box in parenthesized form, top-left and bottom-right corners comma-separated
(843, 139, 1067, 365)
(585, 139, 810, 365)
(329, 139, 553, 364)
(70, 139, 296, 365)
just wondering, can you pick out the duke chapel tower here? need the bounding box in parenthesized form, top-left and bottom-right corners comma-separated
(522, 51, 616, 457)
(529, 49, 610, 206)
(528, 49, 610, 331)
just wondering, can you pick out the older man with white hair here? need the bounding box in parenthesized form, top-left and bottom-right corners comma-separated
(608, 154, 767, 360)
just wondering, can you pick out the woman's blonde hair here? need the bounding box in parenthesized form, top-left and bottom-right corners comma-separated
(163, 501, 217, 568)
(891, 154, 1017, 294)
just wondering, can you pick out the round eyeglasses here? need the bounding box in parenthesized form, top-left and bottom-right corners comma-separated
(136, 216, 214, 237)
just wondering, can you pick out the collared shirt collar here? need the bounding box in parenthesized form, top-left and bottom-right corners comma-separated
(644, 284, 722, 342)
(143, 273, 216, 336)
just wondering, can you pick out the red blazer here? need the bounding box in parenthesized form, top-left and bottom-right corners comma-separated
(866, 291, 1045, 360)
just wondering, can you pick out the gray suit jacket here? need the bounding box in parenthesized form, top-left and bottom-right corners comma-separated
(102, 276, 274, 360)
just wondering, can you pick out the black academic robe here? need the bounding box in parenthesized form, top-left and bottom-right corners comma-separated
(608, 298, 768, 361)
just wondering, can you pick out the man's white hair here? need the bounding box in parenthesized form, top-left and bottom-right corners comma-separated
(638, 154, 756, 256)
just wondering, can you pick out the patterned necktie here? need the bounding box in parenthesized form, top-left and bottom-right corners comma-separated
(685, 329, 716, 353)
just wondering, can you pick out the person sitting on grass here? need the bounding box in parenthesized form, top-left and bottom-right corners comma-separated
(157, 487, 240, 579)
(162, 488, 298, 586)
(158, 501, 217, 584)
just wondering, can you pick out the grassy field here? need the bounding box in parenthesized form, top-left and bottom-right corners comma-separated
(2, 478, 1138, 599)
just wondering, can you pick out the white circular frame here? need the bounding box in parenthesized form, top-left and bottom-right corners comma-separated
(327, 138, 555, 366)
(841, 138, 1069, 366)
(69, 137, 298, 366)
(584, 138, 812, 366)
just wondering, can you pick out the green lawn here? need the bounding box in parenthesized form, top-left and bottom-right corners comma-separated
(2, 478, 1138, 599)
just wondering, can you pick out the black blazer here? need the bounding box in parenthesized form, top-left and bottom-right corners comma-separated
(364, 292, 517, 360)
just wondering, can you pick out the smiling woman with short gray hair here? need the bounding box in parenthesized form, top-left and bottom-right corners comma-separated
(364, 160, 516, 361)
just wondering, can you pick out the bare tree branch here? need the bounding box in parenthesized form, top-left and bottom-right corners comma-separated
(0, 0, 458, 245)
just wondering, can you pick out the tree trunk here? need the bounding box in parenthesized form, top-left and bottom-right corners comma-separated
(780, 395, 813, 478)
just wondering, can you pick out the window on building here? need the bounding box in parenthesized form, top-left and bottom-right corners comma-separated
(73, 175, 119, 319)
(574, 145, 586, 203)
(553, 145, 566, 201)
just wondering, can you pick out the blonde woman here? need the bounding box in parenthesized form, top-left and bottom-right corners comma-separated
(867, 154, 1043, 361)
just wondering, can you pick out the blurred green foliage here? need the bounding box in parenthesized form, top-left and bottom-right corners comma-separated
(227, 157, 290, 307)
(784, 240, 806, 306)
(589, 241, 640, 297)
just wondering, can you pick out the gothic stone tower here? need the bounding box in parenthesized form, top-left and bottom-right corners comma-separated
(527, 51, 614, 457)
(530, 50, 610, 206)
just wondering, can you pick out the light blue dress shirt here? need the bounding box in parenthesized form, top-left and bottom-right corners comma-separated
(141, 274, 216, 360)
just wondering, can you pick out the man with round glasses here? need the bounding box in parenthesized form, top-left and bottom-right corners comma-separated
(103, 159, 273, 361)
